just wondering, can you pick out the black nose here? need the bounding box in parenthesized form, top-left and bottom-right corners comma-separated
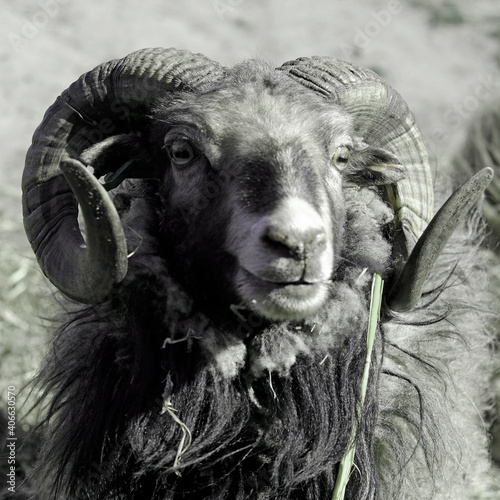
(263, 198, 327, 258)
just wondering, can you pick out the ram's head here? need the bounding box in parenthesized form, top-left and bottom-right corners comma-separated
(22, 48, 492, 321)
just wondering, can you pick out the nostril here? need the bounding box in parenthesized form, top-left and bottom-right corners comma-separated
(264, 226, 304, 256)
(313, 231, 326, 248)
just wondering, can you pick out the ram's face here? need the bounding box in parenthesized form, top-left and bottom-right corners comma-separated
(154, 75, 354, 320)
(22, 48, 470, 315)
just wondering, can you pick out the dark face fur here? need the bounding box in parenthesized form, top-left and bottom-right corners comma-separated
(152, 66, 353, 321)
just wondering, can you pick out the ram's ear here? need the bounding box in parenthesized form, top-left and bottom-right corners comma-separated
(79, 134, 159, 191)
(338, 139, 406, 187)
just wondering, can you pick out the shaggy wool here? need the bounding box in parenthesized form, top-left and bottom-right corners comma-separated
(26, 175, 499, 500)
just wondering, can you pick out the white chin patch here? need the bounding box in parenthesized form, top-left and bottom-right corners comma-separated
(236, 268, 329, 321)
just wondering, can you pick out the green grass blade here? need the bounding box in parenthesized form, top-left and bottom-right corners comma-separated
(331, 273, 383, 500)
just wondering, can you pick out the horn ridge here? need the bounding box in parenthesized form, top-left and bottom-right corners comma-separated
(112, 47, 225, 88)
(280, 56, 383, 93)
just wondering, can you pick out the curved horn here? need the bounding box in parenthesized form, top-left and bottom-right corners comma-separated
(23, 47, 225, 304)
(386, 167, 493, 312)
(277, 56, 434, 260)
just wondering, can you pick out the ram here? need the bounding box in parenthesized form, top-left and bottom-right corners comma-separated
(22, 48, 498, 499)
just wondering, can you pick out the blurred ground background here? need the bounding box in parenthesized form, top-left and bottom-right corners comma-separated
(1, 0, 500, 495)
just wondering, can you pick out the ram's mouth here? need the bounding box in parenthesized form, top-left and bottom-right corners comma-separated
(236, 267, 330, 321)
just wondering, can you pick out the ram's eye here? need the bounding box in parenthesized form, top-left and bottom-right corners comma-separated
(167, 139, 197, 167)
(331, 145, 351, 171)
